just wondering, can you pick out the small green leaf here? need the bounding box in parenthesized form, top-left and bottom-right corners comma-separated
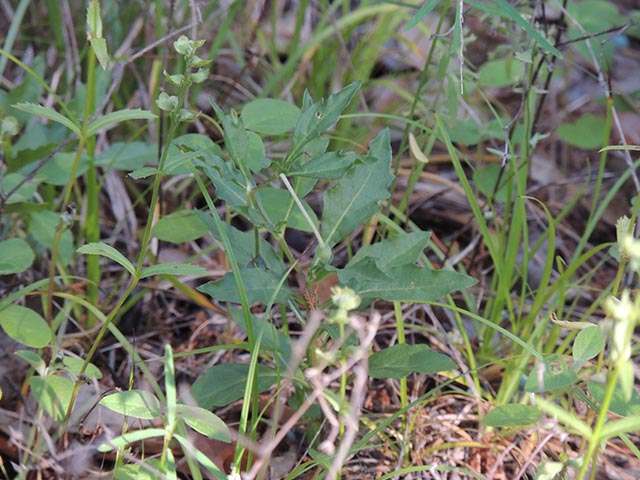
(100, 390, 162, 419)
(29, 211, 74, 265)
(154, 210, 208, 243)
(0, 238, 34, 274)
(556, 115, 606, 150)
(573, 326, 604, 363)
(587, 381, 640, 417)
(524, 355, 579, 393)
(473, 164, 510, 202)
(241, 99, 300, 135)
(128, 167, 158, 179)
(12, 102, 81, 136)
(192, 364, 279, 409)
(156, 92, 178, 112)
(15, 350, 45, 373)
(0, 305, 51, 348)
(77, 242, 136, 276)
(86, 109, 156, 136)
(478, 59, 524, 87)
(292, 81, 360, 154)
(139, 262, 207, 279)
(30, 375, 74, 422)
(369, 344, 456, 379)
(60, 356, 103, 379)
(176, 404, 231, 442)
(1, 173, 37, 204)
(483, 404, 541, 427)
(90, 37, 109, 70)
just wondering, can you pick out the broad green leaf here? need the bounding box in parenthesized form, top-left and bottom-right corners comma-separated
(29, 210, 74, 265)
(33, 152, 90, 185)
(139, 262, 207, 279)
(245, 130, 269, 172)
(153, 210, 208, 243)
(478, 59, 525, 87)
(13, 102, 81, 136)
(257, 187, 318, 232)
(483, 404, 541, 427)
(231, 309, 291, 367)
(208, 100, 255, 177)
(0, 56, 45, 123)
(369, 344, 455, 379)
(97, 428, 166, 452)
(573, 326, 604, 363)
(557, 114, 606, 150)
(174, 133, 223, 155)
(77, 242, 136, 276)
(198, 267, 292, 305)
(30, 375, 74, 422)
(175, 404, 231, 441)
(525, 355, 579, 393)
(0, 305, 51, 347)
(196, 211, 286, 276)
(191, 364, 279, 409)
(339, 260, 477, 303)
(473, 164, 510, 202)
(241, 99, 300, 135)
(15, 350, 46, 373)
(60, 356, 103, 379)
(587, 381, 640, 417)
(1, 173, 37, 204)
(202, 161, 265, 227)
(292, 81, 360, 155)
(566, 1, 623, 62)
(100, 390, 162, 419)
(322, 128, 393, 247)
(443, 119, 484, 146)
(0, 238, 34, 274)
(163, 146, 209, 174)
(289, 150, 358, 178)
(348, 230, 430, 270)
(96, 141, 156, 171)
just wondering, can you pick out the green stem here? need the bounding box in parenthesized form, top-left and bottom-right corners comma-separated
(84, 38, 100, 327)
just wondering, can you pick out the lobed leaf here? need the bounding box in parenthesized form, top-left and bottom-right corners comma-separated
(322, 128, 393, 247)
